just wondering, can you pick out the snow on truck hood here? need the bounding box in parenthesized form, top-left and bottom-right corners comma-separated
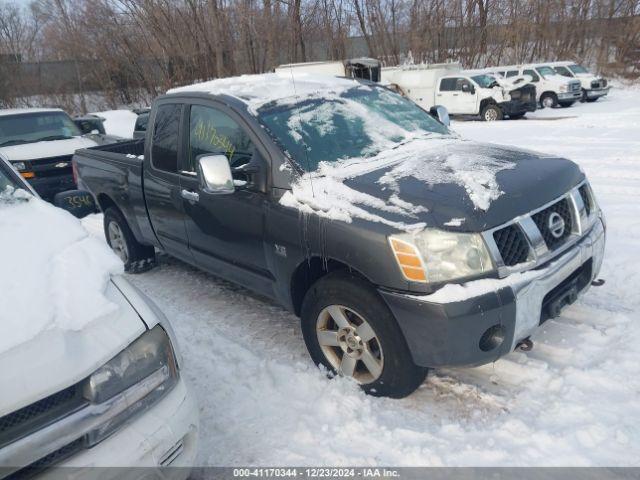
(0, 189, 144, 415)
(0, 136, 98, 161)
(280, 138, 585, 233)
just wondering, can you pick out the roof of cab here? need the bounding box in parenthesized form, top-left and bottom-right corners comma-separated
(0, 108, 64, 117)
(167, 72, 365, 113)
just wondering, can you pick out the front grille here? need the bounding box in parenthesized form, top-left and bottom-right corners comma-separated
(8, 438, 85, 479)
(532, 198, 573, 250)
(0, 384, 86, 449)
(591, 80, 601, 89)
(493, 224, 530, 266)
(30, 155, 73, 178)
(579, 184, 592, 216)
(571, 82, 581, 92)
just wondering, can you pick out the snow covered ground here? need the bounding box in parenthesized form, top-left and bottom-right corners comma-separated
(82, 86, 640, 466)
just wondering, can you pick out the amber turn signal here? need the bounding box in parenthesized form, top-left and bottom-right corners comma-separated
(389, 237, 427, 283)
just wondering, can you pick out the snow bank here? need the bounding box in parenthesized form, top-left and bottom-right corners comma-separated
(90, 109, 138, 138)
(0, 188, 123, 353)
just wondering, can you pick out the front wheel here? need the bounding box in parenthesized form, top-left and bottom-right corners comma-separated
(301, 272, 428, 398)
(540, 92, 558, 109)
(104, 207, 156, 273)
(559, 101, 575, 108)
(481, 104, 503, 121)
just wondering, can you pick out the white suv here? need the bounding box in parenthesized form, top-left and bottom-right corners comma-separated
(488, 64, 582, 108)
(0, 158, 198, 477)
(548, 61, 610, 102)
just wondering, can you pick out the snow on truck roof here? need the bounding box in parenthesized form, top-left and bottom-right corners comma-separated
(168, 72, 364, 113)
(0, 108, 64, 117)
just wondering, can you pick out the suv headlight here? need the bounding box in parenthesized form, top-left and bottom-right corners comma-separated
(82, 326, 178, 445)
(389, 230, 495, 284)
(559, 84, 568, 93)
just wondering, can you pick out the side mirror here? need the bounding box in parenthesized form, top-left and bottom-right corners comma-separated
(429, 105, 450, 127)
(53, 190, 97, 218)
(198, 155, 234, 194)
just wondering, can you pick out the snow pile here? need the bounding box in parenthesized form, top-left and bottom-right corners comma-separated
(90, 109, 138, 138)
(168, 72, 362, 114)
(0, 188, 123, 353)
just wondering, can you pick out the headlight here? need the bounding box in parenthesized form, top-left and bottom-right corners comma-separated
(82, 326, 178, 445)
(12, 161, 27, 171)
(389, 229, 494, 284)
(559, 84, 568, 93)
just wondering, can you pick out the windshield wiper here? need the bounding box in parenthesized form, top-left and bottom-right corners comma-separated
(34, 135, 75, 142)
(0, 139, 31, 147)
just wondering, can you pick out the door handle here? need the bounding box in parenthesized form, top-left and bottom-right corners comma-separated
(181, 189, 199, 203)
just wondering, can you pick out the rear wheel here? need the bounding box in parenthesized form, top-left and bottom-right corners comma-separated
(540, 92, 558, 109)
(481, 104, 503, 121)
(301, 272, 428, 398)
(104, 207, 156, 273)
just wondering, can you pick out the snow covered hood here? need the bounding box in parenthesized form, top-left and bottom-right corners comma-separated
(0, 136, 98, 161)
(0, 189, 144, 415)
(281, 138, 584, 232)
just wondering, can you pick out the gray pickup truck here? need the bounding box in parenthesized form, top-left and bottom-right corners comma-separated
(73, 74, 606, 398)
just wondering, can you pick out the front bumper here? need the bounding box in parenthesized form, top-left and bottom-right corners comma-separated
(586, 87, 610, 99)
(499, 99, 537, 116)
(557, 91, 581, 101)
(380, 218, 606, 368)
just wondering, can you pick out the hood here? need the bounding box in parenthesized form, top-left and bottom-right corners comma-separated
(0, 136, 98, 162)
(333, 139, 583, 232)
(0, 281, 145, 417)
(0, 190, 136, 416)
(573, 72, 598, 80)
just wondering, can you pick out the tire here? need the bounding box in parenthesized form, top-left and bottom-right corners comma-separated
(586, 97, 599, 103)
(300, 271, 428, 398)
(509, 113, 526, 120)
(581, 89, 588, 102)
(540, 92, 558, 109)
(559, 101, 574, 108)
(480, 104, 503, 121)
(103, 207, 156, 273)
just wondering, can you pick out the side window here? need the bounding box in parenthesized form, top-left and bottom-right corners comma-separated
(439, 78, 458, 91)
(187, 105, 255, 173)
(455, 78, 470, 91)
(506, 70, 518, 78)
(523, 69, 540, 82)
(151, 104, 181, 173)
(135, 112, 149, 132)
(554, 66, 572, 77)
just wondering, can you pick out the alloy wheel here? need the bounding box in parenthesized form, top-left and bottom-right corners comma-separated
(316, 305, 384, 384)
(107, 221, 129, 263)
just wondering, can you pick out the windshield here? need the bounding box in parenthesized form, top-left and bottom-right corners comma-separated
(536, 66, 557, 78)
(569, 64, 589, 74)
(257, 87, 449, 172)
(471, 74, 499, 88)
(0, 111, 81, 147)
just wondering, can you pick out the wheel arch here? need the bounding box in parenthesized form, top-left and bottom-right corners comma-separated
(290, 257, 373, 317)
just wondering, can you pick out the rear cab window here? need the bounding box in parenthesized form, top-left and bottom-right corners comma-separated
(151, 104, 182, 173)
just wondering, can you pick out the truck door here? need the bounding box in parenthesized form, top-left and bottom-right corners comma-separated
(178, 102, 272, 296)
(436, 77, 476, 114)
(144, 102, 192, 261)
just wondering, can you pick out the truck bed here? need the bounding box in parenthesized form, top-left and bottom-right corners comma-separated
(73, 139, 156, 247)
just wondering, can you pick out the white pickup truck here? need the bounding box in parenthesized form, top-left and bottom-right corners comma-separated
(382, 64, 537, 121)
(0, 158, 198, 477)
(548, 61, 610, 102)
(486, 64, 582, 108)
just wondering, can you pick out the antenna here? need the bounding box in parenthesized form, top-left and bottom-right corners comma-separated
(287, 65, 315, 198)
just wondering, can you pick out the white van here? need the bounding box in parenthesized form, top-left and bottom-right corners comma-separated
(382, 64, 537, 121)
(486, 64, 582, 108)
(548, 61, 610, 102)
